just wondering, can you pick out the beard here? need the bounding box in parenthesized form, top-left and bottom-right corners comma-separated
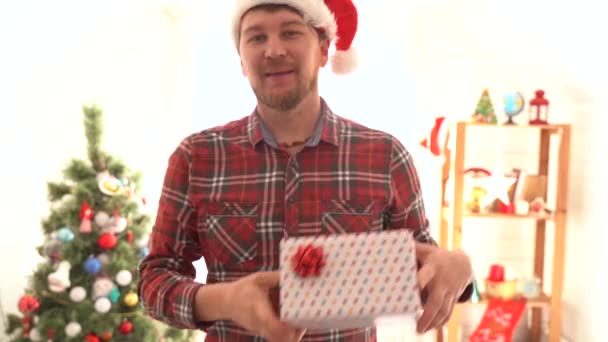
(252, 72, 317, 111)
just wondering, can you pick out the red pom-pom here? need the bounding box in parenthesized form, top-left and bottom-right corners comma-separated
(119, 321, 133, 335)
(290, 243, 326, 277)
(18, 295, 39, 314)
(98, 233, 117, 250)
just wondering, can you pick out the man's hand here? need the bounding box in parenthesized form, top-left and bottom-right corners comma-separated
(224, 271, 306, 342)
(415, 243, 473, 334)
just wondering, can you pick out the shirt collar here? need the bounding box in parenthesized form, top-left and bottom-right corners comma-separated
(247, 97, 340, 148)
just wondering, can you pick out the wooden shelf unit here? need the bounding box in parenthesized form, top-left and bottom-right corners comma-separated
(443, 206, 554, 221)
(437, 122, 570, 342)
(467, 293, 551, 308)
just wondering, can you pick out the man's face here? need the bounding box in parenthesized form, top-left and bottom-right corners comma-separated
(238, 7, 329, 111)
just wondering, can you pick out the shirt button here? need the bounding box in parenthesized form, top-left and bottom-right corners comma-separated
(288, 196, 295, 203)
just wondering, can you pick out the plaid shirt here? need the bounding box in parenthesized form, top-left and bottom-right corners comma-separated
(138, 98, 436, 341)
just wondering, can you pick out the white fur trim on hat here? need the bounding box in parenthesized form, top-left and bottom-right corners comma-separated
(231, 0, 337, 51)
(330, 47, 358, 74)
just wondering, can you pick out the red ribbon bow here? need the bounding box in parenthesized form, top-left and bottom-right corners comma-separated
(291, 243, 326, 277)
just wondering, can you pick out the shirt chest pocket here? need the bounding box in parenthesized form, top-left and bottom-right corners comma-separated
(320, 199, 382, 235)
(204, 202, 258, 266)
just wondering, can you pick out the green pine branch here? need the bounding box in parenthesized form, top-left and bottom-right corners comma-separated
(83, 105, 104, 172)
(47, 182, 72, 202)
(5, 314, 22, 336)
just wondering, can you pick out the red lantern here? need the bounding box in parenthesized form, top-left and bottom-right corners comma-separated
(529, 90, 549, 125)
(119, 320, 133, 335)
(98, 233, 117, 250)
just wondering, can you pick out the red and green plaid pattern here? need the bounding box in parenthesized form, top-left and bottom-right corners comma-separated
(138, 98, 435, 341)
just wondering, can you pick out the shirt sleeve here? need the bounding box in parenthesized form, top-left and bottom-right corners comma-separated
(385, 137, 436, 245)
(386, 137, 473, 303)
(137, 137, 207, 329)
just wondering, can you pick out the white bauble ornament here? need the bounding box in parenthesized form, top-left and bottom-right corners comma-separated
(65, 321, 82, 337)
(135, 235, 149, 248)
(94, 297, 112, 313)
(69, 286, 87, 302)
(50, 194, 75, 210)
(97, 253, 111, 265)
(115, 270, 132, 286)
(114, 217, 128, 233)
(95, 212, 110, 227)
(61, 193, 75, 203)
(29, 328, 42, 341)
(92, 277, 116, 299)
(50, 201, 62, 210)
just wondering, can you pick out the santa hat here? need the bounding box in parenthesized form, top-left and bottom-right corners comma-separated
(420, 116, 450, 157)
(231, 0, 358, 74)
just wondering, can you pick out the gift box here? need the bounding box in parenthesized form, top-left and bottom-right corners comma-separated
(279, 229, 422, 330)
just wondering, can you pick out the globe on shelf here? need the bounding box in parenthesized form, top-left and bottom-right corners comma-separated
(503, 91, 525, 125)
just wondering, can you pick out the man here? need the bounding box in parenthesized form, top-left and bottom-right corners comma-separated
(138, 1, 473, 341)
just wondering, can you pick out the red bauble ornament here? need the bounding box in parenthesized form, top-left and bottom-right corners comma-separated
(98, 233, 118, 250)
(18, 295, 39, 314)
(85, 333, 100, 342)
(126, 230, 133, 243)
(119, 320, 133, 335)
(290, 243, 326, 278)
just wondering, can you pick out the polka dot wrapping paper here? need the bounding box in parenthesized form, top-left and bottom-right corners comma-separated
(279, 229, 422, 329)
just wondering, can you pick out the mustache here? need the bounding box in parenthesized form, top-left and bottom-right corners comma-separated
(263, 59, 295, 72)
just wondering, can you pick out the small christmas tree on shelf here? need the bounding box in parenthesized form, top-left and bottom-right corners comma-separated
(4, 105, 193, 342)
(472, 89, 498, 124)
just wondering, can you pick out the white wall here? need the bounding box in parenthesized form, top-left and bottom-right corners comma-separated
(403, 0, 607, 340)
(0, 0, 195, 338)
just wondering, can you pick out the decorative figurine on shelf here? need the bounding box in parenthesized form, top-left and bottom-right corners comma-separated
(530, 197, 547, 214)
(472, 89, 498, 124)
(464, 167, 491, 213)
(503, 91, 525, 125)
(529, 89, 549, 125)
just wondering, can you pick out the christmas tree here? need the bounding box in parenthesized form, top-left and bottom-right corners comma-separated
(472, 89, 498, 124)
(4, 105, 193, 342)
